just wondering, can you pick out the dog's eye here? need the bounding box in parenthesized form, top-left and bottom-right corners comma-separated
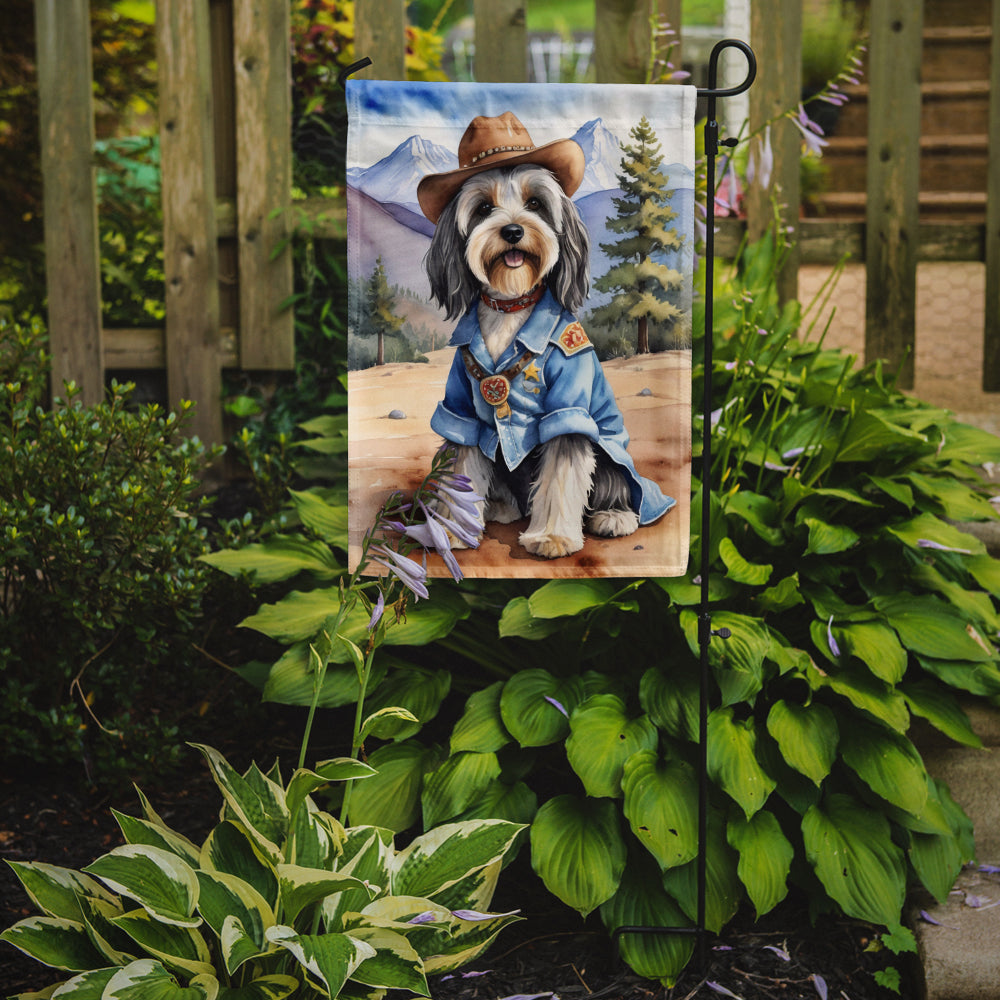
(525, 197, 541, 211)
(475, 201, 493, 218)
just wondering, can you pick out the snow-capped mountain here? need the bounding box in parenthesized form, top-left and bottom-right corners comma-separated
(572, 119, 624, 196)
(347, 134, 455, 212)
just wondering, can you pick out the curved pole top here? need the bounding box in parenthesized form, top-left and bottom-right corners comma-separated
(697, 39, 756, 99)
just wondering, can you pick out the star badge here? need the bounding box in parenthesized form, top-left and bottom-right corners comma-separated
(523, 360, 541, 382)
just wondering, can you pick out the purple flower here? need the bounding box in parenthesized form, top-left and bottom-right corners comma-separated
(747, 125, 774, 191)
(812, 974, 828, 1000)
(407, 911, 438, 925)
(763, 944, 790, 961)
(398, 500, 464, 581)
(791, 104, 829, 156)
(367, 590, 385, 631)
(451, 908, 520, 921)
(369, 544, 429, 600)
(917, 538, 973, 555)
(432, 478, 485, 540)
(544, 695, 569, 718)
(827, 616, 841, 658)
(706, 983, 742, 999)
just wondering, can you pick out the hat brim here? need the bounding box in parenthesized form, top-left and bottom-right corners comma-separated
(417, 137, 586, 223)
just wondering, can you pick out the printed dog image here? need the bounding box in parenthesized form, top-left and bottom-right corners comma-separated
(416, 112, 675, 559)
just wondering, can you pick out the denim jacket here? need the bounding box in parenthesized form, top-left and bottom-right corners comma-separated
(430, 289, 675, 525)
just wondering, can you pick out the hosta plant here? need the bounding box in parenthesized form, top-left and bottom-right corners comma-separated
(1, 744, 523, 999)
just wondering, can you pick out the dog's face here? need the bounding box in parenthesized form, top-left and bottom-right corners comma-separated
(454, 166, 563, 299)
(425, 164, 591, 320)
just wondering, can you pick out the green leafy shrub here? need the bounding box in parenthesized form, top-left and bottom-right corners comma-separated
(1, 743, 524, 998)
(210, 232, 1000, 986)
(0, 317, 220, 782)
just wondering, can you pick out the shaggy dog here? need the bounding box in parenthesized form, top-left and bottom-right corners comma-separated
(417, 113, 673, 559)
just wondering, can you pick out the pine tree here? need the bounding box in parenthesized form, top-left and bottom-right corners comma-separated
(363, 255, 405, 366)
(591, 117, 685, 354)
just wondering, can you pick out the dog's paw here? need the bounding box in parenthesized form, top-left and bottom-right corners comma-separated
(587, 509, 639, 538)
(519, 530, 584, 559)
(485, 499, 521, 523)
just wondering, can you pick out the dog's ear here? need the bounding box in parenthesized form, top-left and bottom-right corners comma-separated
(548, 195, 591, 315)
(424, 197, 479, 320)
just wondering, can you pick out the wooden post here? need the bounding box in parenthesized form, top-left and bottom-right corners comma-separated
(595, 0, 676, 85)
(355, 0, 406, 80)
(34, 0, 104, 405)
(157, 0, 223, 444)
(747, 0, 801, 305)
(474, 0, 527, 82)
(864, 0, 923, 389)
(983, 0, 1000, 390)
(233, 0, 294, 369)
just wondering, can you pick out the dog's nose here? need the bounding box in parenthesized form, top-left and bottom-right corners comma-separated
(500, 224, 523, 245)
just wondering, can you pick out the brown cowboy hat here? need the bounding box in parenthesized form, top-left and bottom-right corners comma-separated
(416, 111, 586, 223)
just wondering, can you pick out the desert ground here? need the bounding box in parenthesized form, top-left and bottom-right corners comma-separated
(348, 347, 692, 579)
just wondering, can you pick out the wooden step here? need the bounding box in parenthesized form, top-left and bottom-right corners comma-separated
(813, 190, 987, 222)
(922, 25, 993, 83)
(821, 134, 989, 193)
(922, 0, 992, 28)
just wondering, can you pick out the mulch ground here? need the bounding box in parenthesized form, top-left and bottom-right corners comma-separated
(1, 743, 913, 1000)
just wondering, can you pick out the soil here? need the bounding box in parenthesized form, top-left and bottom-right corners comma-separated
(0, 741, 913, 1000)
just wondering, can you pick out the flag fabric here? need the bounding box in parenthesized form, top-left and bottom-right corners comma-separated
(346, 80, 695, 578)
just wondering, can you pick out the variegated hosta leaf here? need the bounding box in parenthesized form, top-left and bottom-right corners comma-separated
(727, 810, 793, 918)
(46, 966, 118, 997)
(599, 853, 694, 987)
(450, 681, 511, 754)
(421, 907, 522, 975)
(78, 894, 136, 966)
(566, 695, 658, 799)
(102, 958, 218, 999)
(621, 751, 699, 871)
(661, 811, 742, 934)
(802, 793, 906, 926)
(288, 802, 344, 870)
(420, 751, 501, 829)
(499, 670, 585, 747)
(423, 859, 501, 915)
(838, 718, 929, 817)
(110, 908, 214, 978)
(276, 865, 376, 925)
(285, 760, 375, 824)
(214, 974, 299, 1000)
(765, 700, 838, 786)
(391, 820, 524, 901)
(83, 846, 200, 928)
(707, 707, 776, 819)
(323, 829, 393, 931)
(195, 871, 274, 973)
(0, 916, 107, 971)
(344, 926, 429, 995)
(4, 862, 118, 922)
(265, 926, 375, 998)
(191, 745, 287, 863)
(200, 822, 278, 910)
(529, 795, 626, 917)
(112, 810, 202, 868)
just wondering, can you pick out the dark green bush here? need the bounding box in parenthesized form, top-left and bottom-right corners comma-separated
(0, 317, 220, 783)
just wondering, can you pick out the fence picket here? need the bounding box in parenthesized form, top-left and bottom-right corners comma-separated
(473, 0, 527, 82)
(983, 0, 1000, 389)
(355, 0, 407, 80)
(34, 0, 103, 405)
(865, 0, 924, 390)
(157, 0, 222, 445)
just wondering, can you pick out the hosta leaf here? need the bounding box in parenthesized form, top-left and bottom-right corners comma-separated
(345, 926, 428, 994)
(967, 553, 1000, 597)
(195, 871, 273, 973)
(875, 594, 995, 662)
(765, 700, 838, 786)
(526, 579, 618, 618)
(639, 664, 699, 742)
(393, 820, 524, 901)
(347, 740, 442, 832)
(421, 751, 502, 828)
(103, 959, 218, 999)
(909, 810, 966, 906)
(450, 682, 511, 754)
(200, 822, 278, 909)
(755, 573, 805, 614)
(497, 597, 564, 639)
(46, 967, 118, 998)
(215, 975, 299, 999)
(808, 661, 910, 732)
(265, 926, 375, 997)
(833, 621, 907, 684)
(288, 488, 349, 545)
(660, 811, 742, 934)
(423, 907, 522, 974)
(599, 852, 694, 987)
(362, 667, 451, 740)
(5, 862, 118, 923)
(718, 537, 772, 586)
(707, 708, 776, 818)
(802, 793, 906, 926)
(453, 779, 538, 827)
(0, 916, 107, 971)
(499, 670, 585, 747)
(680, 610, 771, 706)
(803, 517, 859, 556)
(76, 895, 136, 966)
(834, 409, 927, 463)
(901, 680, 982, 748)
(360, 706, 421, 742)
(200, 535, 340, 584)
(727, 811, 793, 917)
(906, 472, 998, 521)
(838, 718, 929, 816)
(285, 759, 376, 822)
(111, 909, 214, 978)
(724, 490, 784, 545)
(277, 865, 374, 925)
(886, 511, 985, 556)
(621, 751, 699, 870)
(566, 695, 658, 798)
(260, 643, 387, 709)
(529, 795, 626, 917)
(322, 829, 393, 931)
(83, 846, 200, 928)
(916, 655, 1000, 697)
(112, 813, 201, 868)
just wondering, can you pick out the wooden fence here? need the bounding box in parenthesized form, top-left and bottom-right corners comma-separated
(33, 0, 1000, 445)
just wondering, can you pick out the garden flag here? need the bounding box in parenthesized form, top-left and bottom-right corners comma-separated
(346, 80, 695, 578)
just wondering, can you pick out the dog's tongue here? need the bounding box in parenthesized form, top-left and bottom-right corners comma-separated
(504, 250, 525, 268)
